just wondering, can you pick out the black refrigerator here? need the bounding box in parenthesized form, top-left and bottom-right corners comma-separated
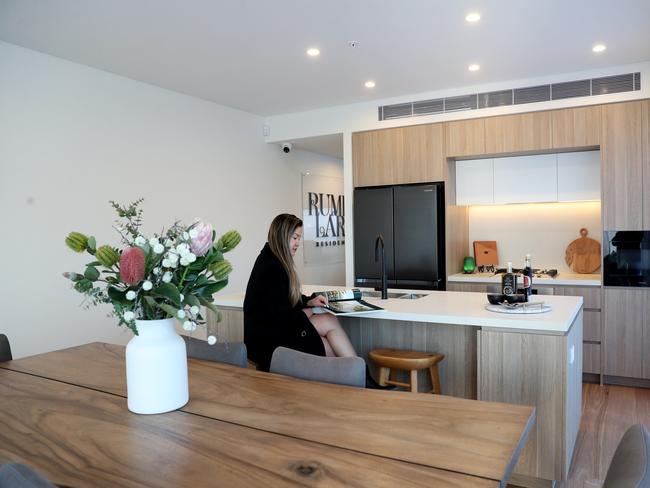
(353, 182, 445, 290)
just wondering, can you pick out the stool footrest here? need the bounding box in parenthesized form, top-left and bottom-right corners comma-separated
(385, 379, 410, 388)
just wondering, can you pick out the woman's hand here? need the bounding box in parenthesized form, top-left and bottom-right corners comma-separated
(306, 294, 328, 308)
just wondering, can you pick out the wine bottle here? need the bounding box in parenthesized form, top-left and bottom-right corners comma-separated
(522, 254, 533, 302)
(502, 261, 517, 296)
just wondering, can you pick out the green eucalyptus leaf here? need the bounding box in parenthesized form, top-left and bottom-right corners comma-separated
(108, 286, 128, 304)
(151, 282, 181, 307)
(184, 293, 200, 307)
(86, 236, 96, 252)
(86, 261, 102, 267)
(197, 279, 228, 298)
(84, 266, 100, 281)
(198, 297, 220, 315)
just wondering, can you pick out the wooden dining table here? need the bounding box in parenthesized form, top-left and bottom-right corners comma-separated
(0, 342, 536, 487)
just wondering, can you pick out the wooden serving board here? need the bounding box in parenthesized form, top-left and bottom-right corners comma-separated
(565, 228, 601, 273)
(473, 241, 498, 266)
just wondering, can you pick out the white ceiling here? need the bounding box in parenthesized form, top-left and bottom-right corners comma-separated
(1, 0, 649, 116)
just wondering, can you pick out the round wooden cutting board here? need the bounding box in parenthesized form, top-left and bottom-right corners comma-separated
(565, 228, 601, 273)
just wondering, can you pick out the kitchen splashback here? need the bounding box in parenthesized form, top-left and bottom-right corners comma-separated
(468, 201, 601, 273)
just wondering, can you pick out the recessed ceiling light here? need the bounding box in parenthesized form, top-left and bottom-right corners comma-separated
(465, 12, 481, 22)
(468, 64, 480, 72)
(592, 44, 607, 53)
(365, 80, 376, 88)
(306, 47, 320, 57)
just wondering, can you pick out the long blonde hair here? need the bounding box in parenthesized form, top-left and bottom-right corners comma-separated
(267, 214, 302, 306)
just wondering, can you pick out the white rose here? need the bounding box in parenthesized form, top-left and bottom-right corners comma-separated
(126, 291, 136, 300)
(153, 243, 164, 254)
(168, 253, 179, 263)
(187, 253, 196, 263)
(207, 335, 217, 345)
(182, 320, 193, 331)
(123, 311, 135, 322)
(190, 305, 200, 315)
(180, 257, 190, 266)
(162, 259, 171, 268)
(189, 228, 199, 239)
(153, 267, 161, 275)
(177, 310, 186, 319)
(134, 236, 146, 246)
(142, 280, 153, 291)
(183, 232, 189, 240)
(162, 272, 173, 283)
(149, 237, 159, 246)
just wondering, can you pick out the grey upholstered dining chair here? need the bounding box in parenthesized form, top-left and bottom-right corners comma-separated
(0, 463, 56, 488)
(0, 334, 12, 362)
(182, 335, 248, 368)
(270, 347, 366, 388)
(602, 424, 650, 488)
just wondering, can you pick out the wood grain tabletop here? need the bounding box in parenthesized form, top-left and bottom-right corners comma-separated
(0, 369, 498, 488)
(1, 342, 535, 485)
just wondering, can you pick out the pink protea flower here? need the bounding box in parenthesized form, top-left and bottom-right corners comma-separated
(190, 222, 213, 257)
(120, 247, 146, 285)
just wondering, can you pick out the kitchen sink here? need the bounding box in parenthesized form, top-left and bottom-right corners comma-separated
(361, 291, 428, 300)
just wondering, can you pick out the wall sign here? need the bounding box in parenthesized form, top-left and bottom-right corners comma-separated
(302, 173, 345, 265)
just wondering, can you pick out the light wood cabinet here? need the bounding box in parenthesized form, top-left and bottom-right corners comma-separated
(603, 288, 645, 379)
(446, 282, 489, 293)
(445, 119, 485, 157)
(399, 123, 445, 184)
(601, 101, 644, 230)
(484, 112, 552, 154)
(643, 100, 650, 229)
(353, 124, 444, 187)
(353, 128, 401, 187)
(583, 343, 601, 375)
(551, 106, 601, 149)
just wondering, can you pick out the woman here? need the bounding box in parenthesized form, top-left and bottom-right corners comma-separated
(244, 213, 357, 372)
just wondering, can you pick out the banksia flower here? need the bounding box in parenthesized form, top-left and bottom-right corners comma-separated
(218, 230, 241, 253)
(209, 260, 232, 280)
(65, 232, 89, 253)
(96, 245, 120, 268)
(119, 247, 146, 285)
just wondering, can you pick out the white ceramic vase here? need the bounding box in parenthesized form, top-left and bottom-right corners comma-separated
(125, 318, 189, 414)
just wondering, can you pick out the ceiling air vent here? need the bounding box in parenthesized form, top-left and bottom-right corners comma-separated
(413, 98, 444, 116)
(479, 90, 513, 108)
(445, 94, 477, 112)
(513, 85, 550, 105)
(381, 102, 412, 120)
(592, 73, 634, 95)
(551, 79, 591, 100)
(377, 72, 642, 121)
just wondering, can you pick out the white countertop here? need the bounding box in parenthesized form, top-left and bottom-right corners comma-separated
(448, 272, 601, 287)
(214, 284, 583, 335)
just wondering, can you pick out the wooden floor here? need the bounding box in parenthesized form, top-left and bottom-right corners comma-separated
(511, 382, 650, 488)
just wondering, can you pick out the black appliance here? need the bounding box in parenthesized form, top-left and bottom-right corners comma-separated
(603, 231, 650, 287)
(353, 182, 445, 290)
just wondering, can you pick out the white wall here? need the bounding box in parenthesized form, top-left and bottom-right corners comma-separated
(0, 42, 320, 358)
(468, 202, 602, 273)
(289, 148, 345, 286)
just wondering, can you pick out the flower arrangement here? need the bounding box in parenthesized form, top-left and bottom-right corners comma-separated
(64, 199, 241, 341)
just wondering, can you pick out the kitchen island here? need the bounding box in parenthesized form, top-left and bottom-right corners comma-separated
(211, 286, 583, 487)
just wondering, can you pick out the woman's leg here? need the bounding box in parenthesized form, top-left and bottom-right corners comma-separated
(310, 314, 357, 357)
(321, 336, 336, 357)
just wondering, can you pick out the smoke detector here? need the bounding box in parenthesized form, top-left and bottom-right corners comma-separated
(347, 40, 360, 48)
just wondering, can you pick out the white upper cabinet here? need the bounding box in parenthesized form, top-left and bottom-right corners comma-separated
(557, 150, 601, 201)
(455, 159, 494, 205)
(455, 151, 600, 205)
(493, 154, 558, 204)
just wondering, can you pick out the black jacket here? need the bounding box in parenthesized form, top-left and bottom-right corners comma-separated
(243, 244, 325, 371)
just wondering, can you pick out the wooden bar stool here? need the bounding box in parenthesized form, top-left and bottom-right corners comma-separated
(368, 348, 444, 393)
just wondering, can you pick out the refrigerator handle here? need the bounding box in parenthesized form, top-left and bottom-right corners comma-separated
(374, 235, 388, 300)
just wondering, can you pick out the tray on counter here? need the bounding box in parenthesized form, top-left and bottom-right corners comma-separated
(485, 302, 552, 314)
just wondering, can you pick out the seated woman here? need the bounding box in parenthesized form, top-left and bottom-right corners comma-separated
(244, 213, 357, 372)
